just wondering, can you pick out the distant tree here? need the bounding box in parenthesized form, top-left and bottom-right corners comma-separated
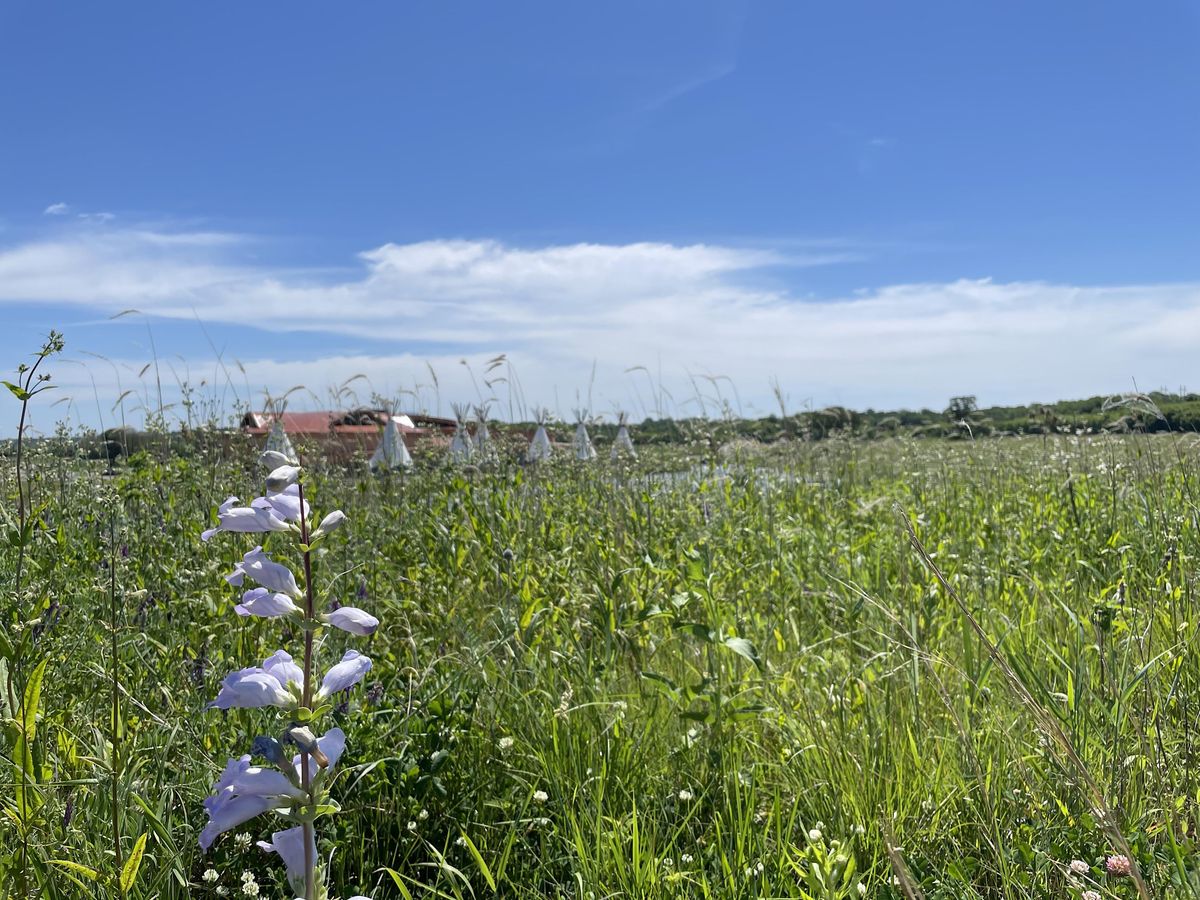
(945, 395, 978, 420)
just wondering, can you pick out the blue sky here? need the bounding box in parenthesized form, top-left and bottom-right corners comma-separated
(2, 1, 1199, 429)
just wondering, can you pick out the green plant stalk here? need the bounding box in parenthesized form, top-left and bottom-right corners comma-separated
(109, 514, 123, 897)
(298, 479, 317, 900)
(11, 340, 54, 900)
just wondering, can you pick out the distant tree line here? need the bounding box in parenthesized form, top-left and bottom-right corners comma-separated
(6, 391, 1200, 462)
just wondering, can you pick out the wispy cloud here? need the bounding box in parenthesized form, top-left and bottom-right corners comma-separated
(42, 202, 114, 221)
(3, 224, 1200, 421)
(642, 61, 737, 112)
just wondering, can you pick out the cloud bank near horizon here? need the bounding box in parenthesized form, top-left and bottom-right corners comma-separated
(2, 222, 1199, 428)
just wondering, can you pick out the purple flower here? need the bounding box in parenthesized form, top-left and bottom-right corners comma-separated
(262, 649, 304, 688)
(316, 650, 372, 700)
(290, 727, 347, 779)
(198, 755, 305, 852)
(226, 546, 300, 597)
(206, 651, 303, 710)
(266, 465, 301, 493)
(212, 754, 306, 802)
(236, 588, 300, 619)
(202, 496, 292, 542)
(199, 793, 282, 852)
(325, 607, 379, 636)
(253, 484, 309, 524)
(257, 826, 314, 894)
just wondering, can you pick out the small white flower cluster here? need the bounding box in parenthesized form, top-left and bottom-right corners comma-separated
(554, 685, 574, 719)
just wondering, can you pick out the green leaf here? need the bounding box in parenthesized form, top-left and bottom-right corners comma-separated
(458, 830, 498, 892)
(3, 380, 30, 401)
(49, 859, 101, 881)
(13, 731, 43, 820)
(673, 622, 716, 643)
(640, 671, 679, 693)
(722, 636, 763, 671)
(381, 867, 416, 900)
(22, 656, 49, 740)
(120, 832, 148, 894)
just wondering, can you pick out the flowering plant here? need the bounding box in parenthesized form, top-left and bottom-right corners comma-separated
(200, 450, 377, 900)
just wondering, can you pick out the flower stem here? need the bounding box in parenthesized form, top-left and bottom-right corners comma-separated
(297, 480, 316, 900)
(109, 515, 123, 899)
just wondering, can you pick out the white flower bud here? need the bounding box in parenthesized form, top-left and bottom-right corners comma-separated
(259, 450, 295, 469)
(266, 465, 301, 493)
(314, 509, 347, 537)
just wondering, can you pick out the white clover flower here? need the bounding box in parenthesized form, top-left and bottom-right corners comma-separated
(498, 736, 514, 751)
(535, 817, 550, 827)
(533, 790, 549, 803)
(678, 789, 694, 802)
(418, 809, 429, 821)
(241, 879, 260, 897)
(808, 828, 823, 842)
(407, 821, 417, 832)
(455, 836, 467, 848)
(663, 858, 674, 868)
(680, 854, 694, 864)
(215, 889, 228, 898)
(203, 869, 220, 883)
(1069, 859, 1090, 875)
(234, 833, 252, 849)
(240, 871, 255, 883)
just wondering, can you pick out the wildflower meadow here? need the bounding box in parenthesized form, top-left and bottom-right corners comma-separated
(4, 355, 1200, 899)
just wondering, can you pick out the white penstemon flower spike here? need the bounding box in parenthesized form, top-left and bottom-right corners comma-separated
(201, 456, 377, 900)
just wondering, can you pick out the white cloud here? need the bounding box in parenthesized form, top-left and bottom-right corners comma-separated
(43, 202, 70, 215)
(3, 224, 1200, 425)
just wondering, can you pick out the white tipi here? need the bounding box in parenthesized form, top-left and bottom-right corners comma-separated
(265, 418, 296, 461)
(611, 411, 636, 460)
(448, 403, 474, 463)
(527, 408, 553, 463)
(370, 415, 413, 471)
(473, 403, 494, 457)
(572, 408, 597, 461)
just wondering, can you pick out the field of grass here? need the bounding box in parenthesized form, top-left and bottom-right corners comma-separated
(3, 431, 1200, 899)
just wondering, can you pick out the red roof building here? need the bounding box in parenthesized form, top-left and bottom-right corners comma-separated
(239, 409, 456, 460)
